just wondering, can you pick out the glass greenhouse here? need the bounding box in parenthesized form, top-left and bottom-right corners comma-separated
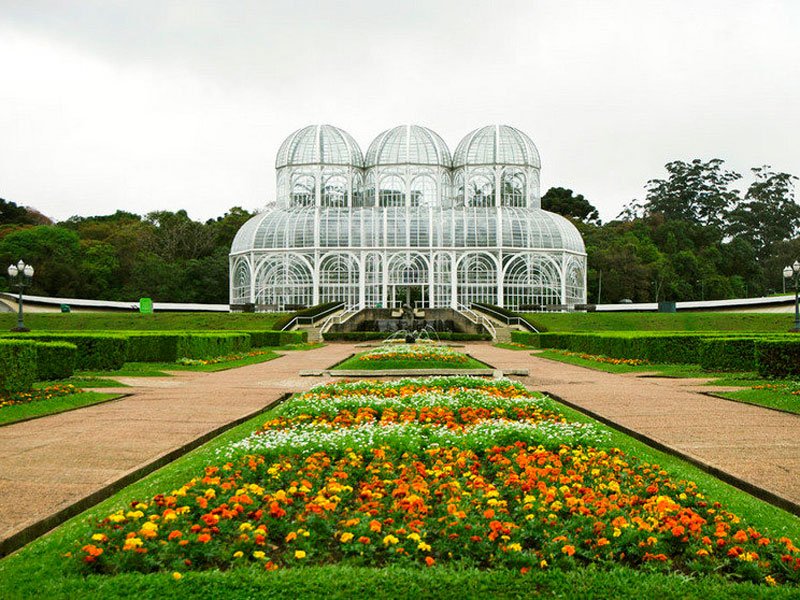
(230, 124, 587, 311)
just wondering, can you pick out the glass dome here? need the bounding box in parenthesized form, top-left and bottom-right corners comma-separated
(365, 125, 452, 167)
(275, 124, 364, 169)
(453, 125, 541, 168)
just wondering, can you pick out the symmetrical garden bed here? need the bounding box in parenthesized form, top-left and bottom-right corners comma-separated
(72, 376, 800, 587)
(332, 344, 489, 371)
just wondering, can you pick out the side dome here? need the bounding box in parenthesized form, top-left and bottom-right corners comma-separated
(275, 124, 364, 169)
(453, 125, 541, 168)
(231, 207, 316, 253)
(501, 208, 585, 253)
(365, 125, 452, 167)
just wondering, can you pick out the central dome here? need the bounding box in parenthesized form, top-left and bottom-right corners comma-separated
(275, 124, 364, 169)
(365, 125, 452, 167)
(453, 125, 541, 168)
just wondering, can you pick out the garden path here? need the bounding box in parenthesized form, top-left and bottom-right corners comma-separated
(0, 343, 355, 556)
(469, 344, 800, 515)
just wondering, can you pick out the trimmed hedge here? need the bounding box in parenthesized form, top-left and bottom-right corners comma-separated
(242, 330, 307, 347)
(699, 338, 758, 372)
(755, 340, 800, 377)
(510, 331, 541, 347)
(323, 331, 492, 342)
(126, 333, 252, 362)
(0, 340, 37, 392)
(273, 302, 342, 331)
(34, 341, 77, 380)
(2, 333, 128, 371)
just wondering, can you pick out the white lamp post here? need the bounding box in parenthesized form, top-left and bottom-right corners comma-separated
(7, 260, 34, 332)
(783, 260, 800, 332)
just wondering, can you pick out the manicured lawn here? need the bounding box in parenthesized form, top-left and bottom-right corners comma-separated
(524, 312, 796, 333)
(1, 384, 799, 598)
(535, 349, 800, 415)
(0, 312, 287, 332)
(0, 390, 122, 426)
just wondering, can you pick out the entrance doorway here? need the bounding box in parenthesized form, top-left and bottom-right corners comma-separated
(388, 285, 427, 308)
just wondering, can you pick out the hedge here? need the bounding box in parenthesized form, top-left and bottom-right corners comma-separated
(242, 330, 307, 347)
(176, 333, 251, 359)
(323, 331, 492, 342)
(0, 340, 37, 393)
(34, 341, 77, 380)
(2, 333, 128, 371)
(510, 331, 541, 347)
(755, 339, 800, 377)
(699, 338, 758, 372)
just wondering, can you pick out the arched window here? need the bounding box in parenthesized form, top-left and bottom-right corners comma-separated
(565, 258, 585, 308)
(379, 175, 405, 207)
(321, 175, 347, 207)
(457, 253, 497, 305)
(453, 171, 465, 206)
(232, 259, 251, 304)
(254, 254, 313, 310)
(363, 172, 376, 207)
(467, 174, 494, 207)
(410, 175, 437, 207)
(501, 170, 526, 207)
(319, 253, 359, 307)
(290, 174, 315, 207)
(503, 254, 561, 310)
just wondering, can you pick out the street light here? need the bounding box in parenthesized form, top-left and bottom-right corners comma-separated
(7, 259, 34, 332)
(783, 260, 800, 332)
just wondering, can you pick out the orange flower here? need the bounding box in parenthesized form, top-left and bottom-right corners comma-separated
(425, 556, 436, 567)
(561, 545, 575, 556)
(197, 533, 211, 544)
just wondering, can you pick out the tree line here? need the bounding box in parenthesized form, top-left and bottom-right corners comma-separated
(1, 157, 798, 304)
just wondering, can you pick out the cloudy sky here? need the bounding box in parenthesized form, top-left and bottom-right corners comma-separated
(1, 0, 798, 223)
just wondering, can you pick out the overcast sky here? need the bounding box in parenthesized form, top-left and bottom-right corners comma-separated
(1, 0, 798, 223)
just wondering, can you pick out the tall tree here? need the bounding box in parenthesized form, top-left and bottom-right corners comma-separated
(541, 187, 600, 224)
(643, 159, 741, 230)
(727, 167, 800, 257)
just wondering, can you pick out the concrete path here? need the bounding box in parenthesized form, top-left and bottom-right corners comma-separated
(0, 344, 355, 555)
(469, 344, 800, 514)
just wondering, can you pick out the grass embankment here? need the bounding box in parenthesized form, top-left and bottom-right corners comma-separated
(0, 390, 121, 426)
(1, 390, 799, 598)
(525, 312, 794, 333)
(535, 349, 800, 415)
(0, 312, 287, 331)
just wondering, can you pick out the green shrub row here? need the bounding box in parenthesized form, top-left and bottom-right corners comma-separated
(1, 333, 128, 371)
(0, 340, 38, 393)
(34, 341, 77, 380)
(272, 302, 342, 331)
(242, 330, 307, 347)
(511, 330, 800, 376)
(323, 331, 491, 342)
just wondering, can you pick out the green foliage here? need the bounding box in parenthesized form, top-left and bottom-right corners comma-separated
(1, 333, 128, 371)
(243, 330, 307, 347)
(33, 341, 77, 380)
(699, 338, 759, 372)
(175, 333, 251, 360)
(124, 334, 185, 362)
(755, 339, 800, 377)
(0, 340, 37, 392)
(0, 312, 286, 331)
(541, 187, 600, 224)
(510, 331, 541, 346)
(323, 331, 491, 341)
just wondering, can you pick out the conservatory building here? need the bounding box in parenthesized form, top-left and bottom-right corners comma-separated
(229, 124, 587, 311)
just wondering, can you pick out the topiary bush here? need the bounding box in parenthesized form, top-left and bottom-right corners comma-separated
(0, 340, 37, 392)
(33, 341, 77, 380)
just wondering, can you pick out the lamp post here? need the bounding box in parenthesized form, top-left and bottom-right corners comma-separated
(783, 260, 800, 333)
(7, 259, 34, 332)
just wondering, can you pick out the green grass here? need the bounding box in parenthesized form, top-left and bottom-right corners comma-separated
(535, 349, 800, 415)
(0, 391, 121, 426)
(493, 342, 536, 351)
(524, 311, 796, 333)
(2, 390, 800, 598)
(332, 355, 490, 371)
(0, 311, 287, 332)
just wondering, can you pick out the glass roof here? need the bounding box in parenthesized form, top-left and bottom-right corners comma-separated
(365, 125, 452, 167)
(232, 206, 584, 254)
(275, 125, 364, 168)
(453, 125, 541, 168)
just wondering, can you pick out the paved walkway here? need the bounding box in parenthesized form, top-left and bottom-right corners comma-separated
(469, 344, 800, 513)
(0, 344, 355, 555)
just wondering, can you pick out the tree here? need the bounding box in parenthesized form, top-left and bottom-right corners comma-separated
(541, 187, 600, 224)
(0, 198, 50, 226)
(643, 159, 741, 230)
(727, 167, 800, 257)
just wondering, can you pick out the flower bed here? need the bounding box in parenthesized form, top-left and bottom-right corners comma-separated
(73, 376, 800, 586)
(0, 384, 81, 410)
(358, 344, 470, 364)
(176, 349, 276, 367)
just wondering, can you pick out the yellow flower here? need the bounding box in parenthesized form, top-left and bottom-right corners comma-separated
(295, 550, 306, 559)
(172, 572, 182, 581)
(407, 533, 421, 542)
(383, 535, 400, 546)
(340, 532, 354, 543)
(507, 543, 522, 552)
(233, 551, 244, 558)
(417, 541, 432, 552)
(253, 551, 266, 559)
(91, 533, 108, 542)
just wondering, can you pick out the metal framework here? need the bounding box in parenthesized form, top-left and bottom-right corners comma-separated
(231, 124, 587, 310)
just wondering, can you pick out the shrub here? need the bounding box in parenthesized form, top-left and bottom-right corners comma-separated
(2, 333, 128, 371)
(33, 341, 77, 380)
(0, 340, 37, 392)
(125, 334, 184, 362)
(699, 338, 758, 372)
(534, 332, 708, 365)
(755, 339, 800, 377)
(176, 333, 251, 359)
(510, 331, 541, 347)
(242, 330, 307, 347)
